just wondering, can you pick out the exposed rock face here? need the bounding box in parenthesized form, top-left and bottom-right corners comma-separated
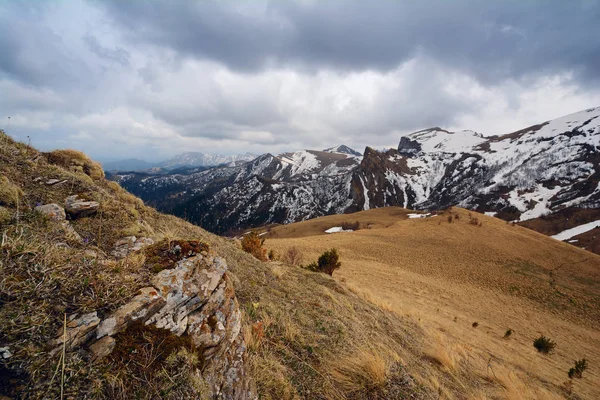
(54, 253, 255, 399)
(35, 204, 66, 221)
(112, 236, 155, 258)
(397, 136, 422, 156)
(64, 195, 99, 218)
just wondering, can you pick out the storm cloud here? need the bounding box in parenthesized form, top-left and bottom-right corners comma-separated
(1, 0, 600, 161)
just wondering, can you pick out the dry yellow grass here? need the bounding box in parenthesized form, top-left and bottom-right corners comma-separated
(268, 207, 600, 399)
(264, 207, 417, 238)
(0, 175, 23, 207)
(46, 149, 105, 180)
(3, 129, 596, 398)
(0, 131, 433, 399)
(329, 348, 390, 395)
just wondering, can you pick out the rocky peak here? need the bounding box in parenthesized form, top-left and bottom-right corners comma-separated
(397, 136, 422, 156)
(323, 144, 363, 157)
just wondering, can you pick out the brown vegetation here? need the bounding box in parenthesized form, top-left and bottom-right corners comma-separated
(241, 231, 268, 261)
(0, 131, 433, 399)
(307, 248, 342, 276)
(45, 149, 105, 180)
(264, 207, 414, 238)
(340, 220, 361, 231)
(268, 207, 600, 399)
(282, 246, 303, 265)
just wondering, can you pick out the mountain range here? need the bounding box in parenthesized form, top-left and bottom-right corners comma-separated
(102, 151, 257, 172)
(114, 107, 600, 245)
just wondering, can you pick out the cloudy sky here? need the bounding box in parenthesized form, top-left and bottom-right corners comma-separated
(1, 0, 600, 162)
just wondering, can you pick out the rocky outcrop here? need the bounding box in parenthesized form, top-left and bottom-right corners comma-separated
(112, 236, 155, 258)
(64, 194, 99, 219)
(397, 136, 422, 156)
(35, 204, 66, 221)
(53, 252, 255, 400)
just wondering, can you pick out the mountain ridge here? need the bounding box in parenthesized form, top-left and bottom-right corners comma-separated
(103, 151, 257, 172)
(115, 107, 600, 250)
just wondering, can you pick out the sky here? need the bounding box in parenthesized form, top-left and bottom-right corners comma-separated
(1, 0, 600, 162)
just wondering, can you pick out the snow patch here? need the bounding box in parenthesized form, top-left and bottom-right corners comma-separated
(551, 220, 600, 241)
(407, 213, 432, 219)
(325, 226, 353, 234)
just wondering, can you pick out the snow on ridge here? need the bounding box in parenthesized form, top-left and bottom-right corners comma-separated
(325, 226, 353, 234)
(551, 220, 600, 241)
(407, 128, 487, 153)
(407, 213, 432, 219)
(279, 150, 321, 176)
(323, 145, 362, 157)
(524, 107, 600, 140)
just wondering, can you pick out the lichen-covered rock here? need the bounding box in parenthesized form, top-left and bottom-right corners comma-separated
(51, 312, 100, 354)
(64, 194, 99, 219)
(35, 204, 66, 221)
(96, 287, 165, 338)
(112, 236, 154, 258)
(53, 254, 256, 399)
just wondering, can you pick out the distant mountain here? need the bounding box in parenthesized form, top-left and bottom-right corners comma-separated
(158, 152, 256, 170)
(115, 107, 600, 240)
(323, 145, 362, 157)
(103, 152, 257, 172)
(102, 158, 155, 172)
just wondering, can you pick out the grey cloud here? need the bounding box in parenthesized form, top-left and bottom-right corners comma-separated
(0, 3, 90, 89)
(83, 34, 130, 66)
(2, 0, 600, 162)
(101, 0, 600, 85)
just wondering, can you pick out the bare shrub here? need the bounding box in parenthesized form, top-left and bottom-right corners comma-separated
(283, 247, 303, 265)
(469, 216, 481, 226)
(340, 221, 360, 231)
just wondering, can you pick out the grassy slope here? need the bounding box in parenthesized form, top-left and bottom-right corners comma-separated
(267, 208, 600, 399)
(0, 132, 444, 399)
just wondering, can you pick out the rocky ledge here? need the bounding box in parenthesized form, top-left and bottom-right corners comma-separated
(51, 250, 256, 400)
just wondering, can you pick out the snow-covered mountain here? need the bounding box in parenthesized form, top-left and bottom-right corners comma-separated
(323, 145, 363, 157)
(103, 152, 256, 172)
(115, 107, 600, 235)
(102, 158, 155, 172)
(158, 152, 256, 170)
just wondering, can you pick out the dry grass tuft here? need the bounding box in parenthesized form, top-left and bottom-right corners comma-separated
(0, 175, 24, 207)
(329, 348, 390, 395)
(0, 205, 13, 225)
(46, 149, 105, 180)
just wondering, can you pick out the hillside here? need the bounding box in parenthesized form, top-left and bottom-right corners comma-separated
(266, 207, 600, 399)
(0, 131, 468, 399)
(115, 107, 600, 249)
